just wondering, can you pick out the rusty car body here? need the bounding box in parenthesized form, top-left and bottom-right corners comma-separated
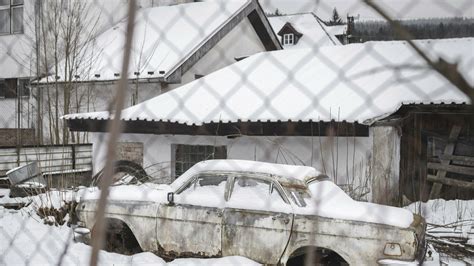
(74, 160, 426, 265)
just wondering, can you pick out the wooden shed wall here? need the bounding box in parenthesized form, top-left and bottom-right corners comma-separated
(399, 110, 474, 203)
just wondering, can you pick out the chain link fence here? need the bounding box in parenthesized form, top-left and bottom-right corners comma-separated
(1, 0, 473, 265)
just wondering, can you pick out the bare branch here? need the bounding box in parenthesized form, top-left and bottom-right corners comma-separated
(89, 1, 137, 265)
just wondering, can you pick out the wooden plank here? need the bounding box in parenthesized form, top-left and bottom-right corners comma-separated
(436, 154, 474, 163)
(427, 175, 474, 190)
(429, 125, 462, 199)
(428, 162, 474, 176)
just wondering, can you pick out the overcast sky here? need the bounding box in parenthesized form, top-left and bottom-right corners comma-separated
(260, 0, 474, 20)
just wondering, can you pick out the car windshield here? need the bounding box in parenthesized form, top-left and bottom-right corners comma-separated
(284, 186, 311, 207)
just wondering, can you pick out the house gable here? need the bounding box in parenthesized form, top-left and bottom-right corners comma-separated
(165, 0, 281, 83)
(176, 17, 267, 87)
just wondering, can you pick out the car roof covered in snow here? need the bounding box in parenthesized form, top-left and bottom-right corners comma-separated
(63, 38, 473, 125)
(171, 159, 319, 191)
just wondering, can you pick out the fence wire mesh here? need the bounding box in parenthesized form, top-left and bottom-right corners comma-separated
(1, 0, 473, 265)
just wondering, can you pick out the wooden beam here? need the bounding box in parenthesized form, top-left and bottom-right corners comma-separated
(429, 125, 462, 199)
(427, 175, 474, 190)
(436, 154, 474, 164)
(427, 162, 474, 177)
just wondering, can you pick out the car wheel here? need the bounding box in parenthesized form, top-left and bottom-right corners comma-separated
(92, 160, 149, 186)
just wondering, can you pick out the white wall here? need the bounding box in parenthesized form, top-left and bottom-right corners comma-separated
(0, 98, 32, 128)
(177, 17, 267, 86)
(371, 126, 401, 205)
(91, 132, 374, 200)
(92, 128, 404, 204)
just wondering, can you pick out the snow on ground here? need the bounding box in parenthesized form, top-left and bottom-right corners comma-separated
(0, 190, 260, 265)
(405, 199, 474, 266)
(406, 199, 474, 226)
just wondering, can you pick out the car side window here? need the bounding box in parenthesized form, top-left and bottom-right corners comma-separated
(176, 174, 228, 208)
(228, 177, 289, 212)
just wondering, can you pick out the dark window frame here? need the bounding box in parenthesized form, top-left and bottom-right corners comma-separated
(172, 144, 227, 178)
(0, 0, 23, 35)
(0, 78, 30, 98)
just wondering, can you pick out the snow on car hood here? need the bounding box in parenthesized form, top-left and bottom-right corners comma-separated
(296, 181, 414, 228)
(79, 183, 171, 203)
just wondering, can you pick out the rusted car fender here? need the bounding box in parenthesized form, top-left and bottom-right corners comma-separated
(280, 214, 419, 265)
(78, 200, 159, 251)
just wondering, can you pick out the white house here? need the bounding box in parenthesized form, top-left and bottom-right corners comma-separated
(33, 0, 280, 144)
(268, 13, 341, 48)
(0, 0, 130, 145)
(64, 38, 474, 205)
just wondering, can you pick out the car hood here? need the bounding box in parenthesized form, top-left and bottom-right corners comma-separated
(294, 181, 414, 228)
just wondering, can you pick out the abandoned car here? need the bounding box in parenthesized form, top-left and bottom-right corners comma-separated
(74, 160, 426, 265)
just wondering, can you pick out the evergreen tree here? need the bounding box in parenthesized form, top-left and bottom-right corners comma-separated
(275, 8, 282, 16)
(329, 8, 344, 25)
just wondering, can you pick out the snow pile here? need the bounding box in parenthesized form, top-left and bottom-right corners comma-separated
(80, 183, 170, 203)
(0, 208, 166, 265)
(268, 13, 341, 48)
(63, 38, 473, 125)
(297, 180, 414, 228)
(406, 199, 474, 240)
(0, 189, 75, 210)
(406, 199, 474, 225)
(405, 199, 474, 266)
(0, 191, 260, 265)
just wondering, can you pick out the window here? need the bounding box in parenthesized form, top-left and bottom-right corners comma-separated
(228, 177, 289, 211)
(0, 78, 30, 98)
(177, 174, 228, 207)
(284, 187, 311, 207)
(283, 33, 294, 45)
(173, 144, 227, 177)
(0, 0, 23, 35)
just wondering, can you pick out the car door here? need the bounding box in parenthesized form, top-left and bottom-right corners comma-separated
(156, 173, 229, 257)
(222, 175, 293, 264)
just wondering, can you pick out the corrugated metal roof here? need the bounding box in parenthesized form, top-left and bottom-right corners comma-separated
(63, 38, 473, 126)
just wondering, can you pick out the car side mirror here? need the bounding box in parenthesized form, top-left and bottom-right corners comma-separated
(167, 192, 175, 205)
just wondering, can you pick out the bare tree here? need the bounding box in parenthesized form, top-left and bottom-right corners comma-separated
(30, 0, 101, 145)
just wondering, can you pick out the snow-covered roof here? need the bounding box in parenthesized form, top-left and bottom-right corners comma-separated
(325, 24, 346, 36)
(38, 0, 252, 83)
(268, 13, 341, 48)
(63, 38, 473, 126)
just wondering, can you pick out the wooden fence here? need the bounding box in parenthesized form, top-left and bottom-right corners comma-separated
(0, 144, 93, 177)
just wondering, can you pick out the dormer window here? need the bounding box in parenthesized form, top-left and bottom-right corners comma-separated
(277, 22, 303, 47)
(283, 33, 294, 45)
